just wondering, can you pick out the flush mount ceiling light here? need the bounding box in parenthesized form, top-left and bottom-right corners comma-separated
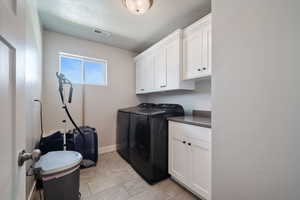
(123, 0, 154, 15)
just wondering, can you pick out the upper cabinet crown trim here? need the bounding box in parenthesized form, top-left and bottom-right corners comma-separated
(183, 14, 212, 38)
(134, 29, 182, 61)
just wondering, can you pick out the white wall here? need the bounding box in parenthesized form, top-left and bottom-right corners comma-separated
(144, 79, 211, 114)
(24, 0, 43, 197)
(212, 0, 300, 200)
(42, 30, 141, 148)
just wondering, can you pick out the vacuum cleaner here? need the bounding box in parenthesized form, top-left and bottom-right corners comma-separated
(31, 72, 99, 200)
(39, 72, 98, 168)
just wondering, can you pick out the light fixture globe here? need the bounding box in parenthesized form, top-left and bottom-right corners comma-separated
(123, 0, 153, 15)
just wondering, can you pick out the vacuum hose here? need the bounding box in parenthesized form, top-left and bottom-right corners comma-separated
(63, 104, 83, 135)
(56, 72, 86, 155)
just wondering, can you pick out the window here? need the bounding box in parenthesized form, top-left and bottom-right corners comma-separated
(59, 53, 107, 85)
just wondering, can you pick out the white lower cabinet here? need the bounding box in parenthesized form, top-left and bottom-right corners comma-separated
(189, 138, 210, 198)
(170, 134, 189, 184)
(169, 121, 211, 200)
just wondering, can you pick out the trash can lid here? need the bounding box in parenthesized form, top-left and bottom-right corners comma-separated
(34, 151, 82, 175)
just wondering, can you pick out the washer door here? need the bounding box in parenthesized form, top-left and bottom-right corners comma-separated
(129, 114, 153, 180)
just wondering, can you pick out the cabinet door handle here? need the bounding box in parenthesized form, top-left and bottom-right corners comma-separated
(202, 67, 207, 71)
(140, 89, 144, 91)
(188, 142, 191, 146)
(197, 68, 202, 71)
(160, 85, 166, 88)
(182, 141, 186, 144)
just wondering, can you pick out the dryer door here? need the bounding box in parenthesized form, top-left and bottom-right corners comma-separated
(116, 111, 131, 162)
(129, 114, 153, 182)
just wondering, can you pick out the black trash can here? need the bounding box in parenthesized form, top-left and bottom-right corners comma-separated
(34, 151, 82, 200)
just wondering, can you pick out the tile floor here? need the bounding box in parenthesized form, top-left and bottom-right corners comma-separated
(80, 152, 200, 200)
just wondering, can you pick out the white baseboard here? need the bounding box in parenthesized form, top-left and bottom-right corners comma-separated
(99, 145, 116, 154)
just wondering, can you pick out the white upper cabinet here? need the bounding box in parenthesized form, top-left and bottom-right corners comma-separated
(135, 14, 212, 93)
(135, 54, 155, 93)
(143, 55, 155, 92)
(154, 48, 167, 90)
(135, 59, 144, 93)
(135, 30, 195, 94)
(165, 38, 181, 90)
(183, 14, 212, 80)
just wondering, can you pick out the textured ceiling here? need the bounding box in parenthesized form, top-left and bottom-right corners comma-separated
(38, 0, 211, 52)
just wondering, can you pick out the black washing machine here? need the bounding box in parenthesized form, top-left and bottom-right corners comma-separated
(116, 103, 156, 163)
(117, 103, 184, 184)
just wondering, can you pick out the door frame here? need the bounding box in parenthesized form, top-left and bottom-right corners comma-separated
(0, 0, 27, 199)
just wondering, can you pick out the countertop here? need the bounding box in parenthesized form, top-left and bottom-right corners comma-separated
(168, 110, 211, 128)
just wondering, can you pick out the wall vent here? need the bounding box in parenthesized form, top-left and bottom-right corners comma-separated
(94, 28, 112, 38)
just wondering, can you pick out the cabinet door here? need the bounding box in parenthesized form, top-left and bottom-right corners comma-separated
(201, 22, 212, 76)
(166, 39, 180, 89)
(135, 59, 144, 93)
(183, 14, 212, 80)
(184, 31, 203, 79)
(188, 138, 210, 200)
(154, 49, 167, 90)
(136, 56, 155, 93)
(170, 137, 188, 183)
(169, 122, 189, 183)
(143, 55, 155, 92)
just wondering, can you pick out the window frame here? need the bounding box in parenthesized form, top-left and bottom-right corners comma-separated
(59, 52, 108, 86)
